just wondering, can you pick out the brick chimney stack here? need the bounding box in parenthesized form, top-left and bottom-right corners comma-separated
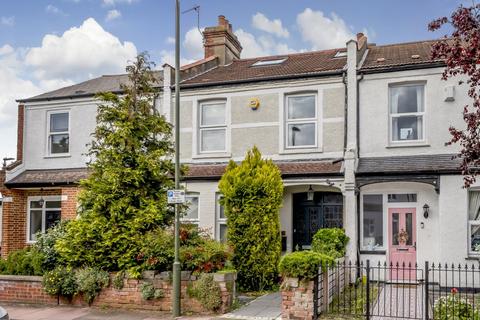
(203, 15, 242, 65)
(356, 32, 367, 50)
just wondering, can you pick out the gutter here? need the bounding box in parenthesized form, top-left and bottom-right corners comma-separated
(4, 181, 77, 189)
(178, 70, 344, 89)
(359, 61, 445, 75)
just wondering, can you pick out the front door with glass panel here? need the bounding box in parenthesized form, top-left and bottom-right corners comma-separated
(388, 208, 416, 280)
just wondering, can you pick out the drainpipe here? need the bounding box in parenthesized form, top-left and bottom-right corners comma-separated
(342, 70, 348, 151)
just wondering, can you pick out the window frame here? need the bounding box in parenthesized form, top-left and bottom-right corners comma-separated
(284, 93, 318, 149)
(26, 195, 62, 243)
(215, 193, 227, 242)
(468, 189, 480, 256)
(361, 193, 385, 251)
(182, 193, 200, 225)
(46, 110, 70, 156)
(198, 101, 227, 154)
(388, 83, 426, 145)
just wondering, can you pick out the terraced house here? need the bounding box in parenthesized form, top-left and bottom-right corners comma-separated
(0, 15, 476, 269)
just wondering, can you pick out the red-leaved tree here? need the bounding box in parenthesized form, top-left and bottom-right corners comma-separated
(429, 4, 480, 187)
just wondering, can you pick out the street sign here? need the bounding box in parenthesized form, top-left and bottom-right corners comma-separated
(167, 189, 185, 204)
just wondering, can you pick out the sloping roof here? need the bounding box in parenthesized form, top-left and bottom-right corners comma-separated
(19, 71, 163, 103)
(186, 160, 343, 180)
(5, 168, 89, 187)
(361, 40, 445, 72)
(357, 154, 461, 175)
(181, 49, 346, 87)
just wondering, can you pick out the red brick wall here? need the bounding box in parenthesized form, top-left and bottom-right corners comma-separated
(0, 272, 235, 314)
(281, 277, 315, 320)
(0, 185, 80, 258)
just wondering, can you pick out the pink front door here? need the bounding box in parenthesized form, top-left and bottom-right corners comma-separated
(388, 208, 417, 280)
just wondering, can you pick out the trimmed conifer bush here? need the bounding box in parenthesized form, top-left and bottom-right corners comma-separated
(218, 146, 283, 291)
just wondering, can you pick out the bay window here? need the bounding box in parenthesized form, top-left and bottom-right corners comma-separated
(285, 94, 317, 148)
(199, 101, 226, 153)
(469, 191, 480, 255)
(48, 112, 69, 154)
(389, 84, 425, 143)
(216, 193, 227, 243)
(362, 194, 383, 249)
(182, 193, 199, 225)
(28, 196, 61, 242)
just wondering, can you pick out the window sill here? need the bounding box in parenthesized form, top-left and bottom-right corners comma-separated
(386, 143, 430, 149)
(279, 147, 323, 155)
(465, 256, 480, 261)
(44, 153, 71, 159)
(192, 153, 231, 160)
(360, 250, 387, 255)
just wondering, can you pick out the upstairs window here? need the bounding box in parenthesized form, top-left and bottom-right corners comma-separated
(389, 84, 425, 142)
(285, 94, 317, 148)
(199, 102, 226, 153)
(48, 112, 69, 154)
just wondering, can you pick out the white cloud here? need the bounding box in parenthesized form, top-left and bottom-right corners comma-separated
(45, 5, 67, 16)
(252, 12, 289, 38)
(166, 36, 175, 45)
(102, 0, 137, 6)
(297, 8, 355, 50)
(235, 29, 296, 58)
(183, 27, 204, 60)
(105, 9, 122, 21)
(25, 18, 137, 83)
(1, 16, 15, 27)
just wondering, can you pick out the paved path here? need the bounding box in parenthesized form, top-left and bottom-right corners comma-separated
(371, 284, 425, 320)
(4, 304, 211, 320)
(221, 292, 281, 320)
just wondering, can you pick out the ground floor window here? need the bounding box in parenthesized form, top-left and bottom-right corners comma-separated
(27, 196, 61, 242)
(182, 193, 199, 225)
(216, 193, 227, 242)
(362, 194, 383, 250)
(469, 191, 480, 255)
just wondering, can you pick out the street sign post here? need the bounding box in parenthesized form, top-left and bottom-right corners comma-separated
(167, 190, 185, 204)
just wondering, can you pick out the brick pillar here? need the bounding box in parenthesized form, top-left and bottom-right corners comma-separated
(281, 277, 315, 320)
(61, 187, 80, 220)
(1, 188, 27, 258)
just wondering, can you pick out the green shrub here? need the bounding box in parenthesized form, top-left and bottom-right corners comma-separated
(34, 221, 69, 271)
(112, 270, 125, 290)
(75, 267, 110, 304)
(433, 292, 480, 319)
(140, 282, 164, 300)
(54, 54, 177, 274)
(139, 228, 174, 272)
(278, 251, 334, 279)
(189, 273, 222, 311)
(311, 228, 349, 259)
(181, 238, 231, 273)
(218, 146, 283, 291)
(0, 248, 45, 276)
(43, 267, 77, 298)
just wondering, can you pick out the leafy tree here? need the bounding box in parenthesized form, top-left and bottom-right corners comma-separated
(218, 146, 283, 291)
(429, 4, 480, 187)
(56, 54, 175, 274)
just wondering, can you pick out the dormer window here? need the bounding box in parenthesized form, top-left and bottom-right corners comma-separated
(48, 111, 69, 155)
(334, 51, 347, 58)
(251, 58, 287, 67)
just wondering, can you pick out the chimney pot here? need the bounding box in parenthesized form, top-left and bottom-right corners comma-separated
(356, 32, 365, 41)
(218, 15, 228, 27)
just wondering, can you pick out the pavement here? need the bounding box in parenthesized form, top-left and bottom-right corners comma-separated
(3, 304, 212, 320)
(220, 292, 282, 320)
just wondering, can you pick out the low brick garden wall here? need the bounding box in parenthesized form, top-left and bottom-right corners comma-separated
(281, 277, 315, 320)
(0, 271, 236, 314)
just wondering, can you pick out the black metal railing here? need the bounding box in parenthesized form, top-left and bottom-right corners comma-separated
(314, 260, 480, 319)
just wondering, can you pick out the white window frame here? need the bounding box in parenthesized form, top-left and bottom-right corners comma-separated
(468, 189, 480, 256)
(26, 195, 62, 243)
(182, 193, 200, 225)
(198, 101, 227, 154)
(388, 83, 426, 145)
(46, 110, 70, 156)
(284, 93, 318, 149)
(215, 193, 227, 242)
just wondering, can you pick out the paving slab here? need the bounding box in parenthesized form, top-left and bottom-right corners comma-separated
(220, 292, 281, 320)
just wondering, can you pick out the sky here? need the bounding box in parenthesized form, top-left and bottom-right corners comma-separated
(0, 0, 467, 159)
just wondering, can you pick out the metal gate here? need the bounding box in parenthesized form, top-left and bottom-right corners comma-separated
(314, 260, 480, 319)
